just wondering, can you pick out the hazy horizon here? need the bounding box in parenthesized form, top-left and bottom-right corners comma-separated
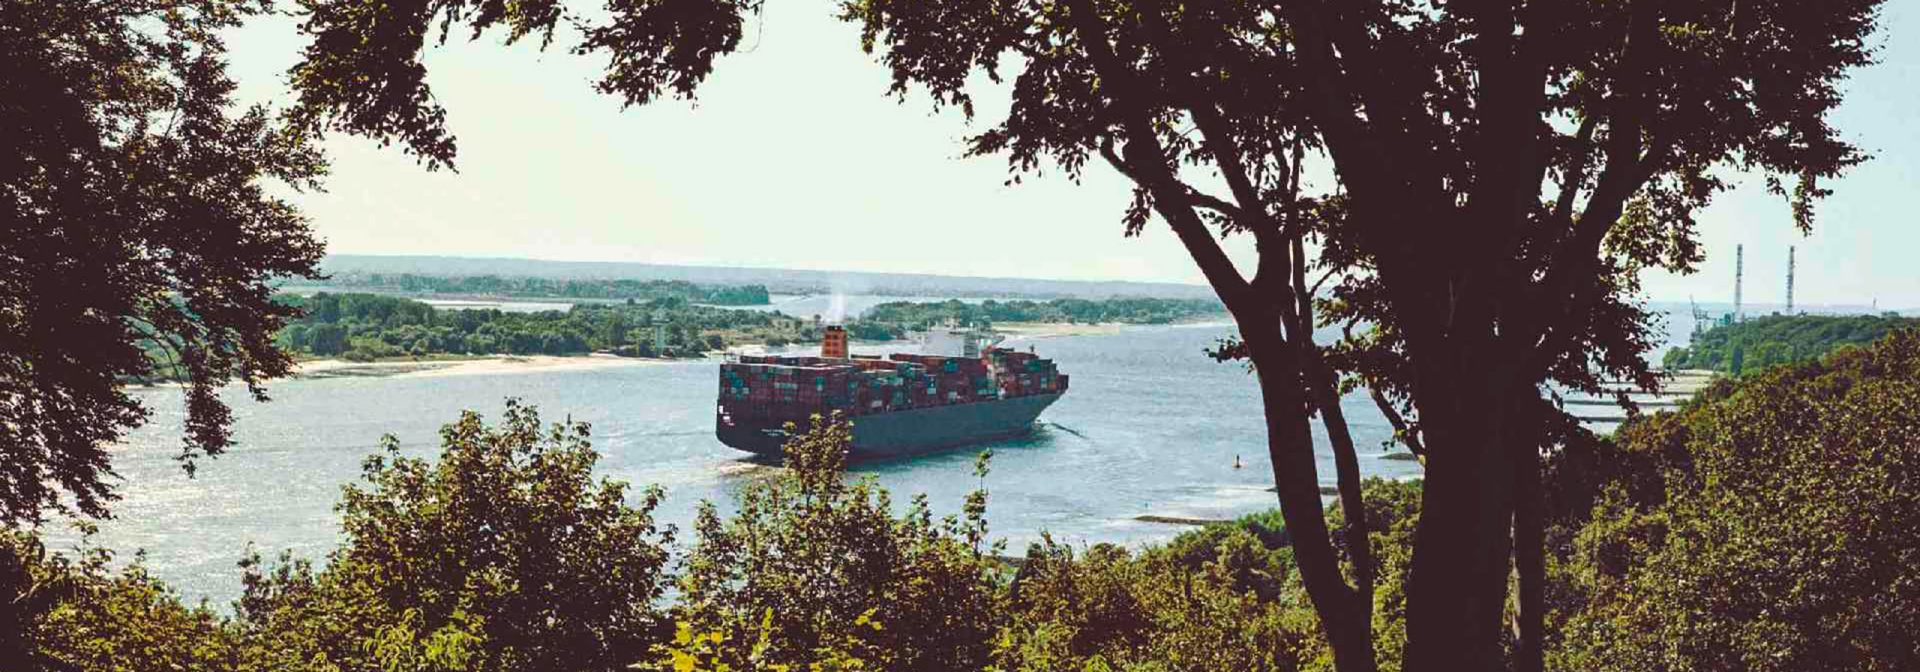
(310, 252, 1915, 312)
(313, 252, 1215, 291)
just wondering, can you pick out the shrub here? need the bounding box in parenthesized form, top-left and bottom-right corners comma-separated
(651, 416, 1001, 670)
(1553, 329, 1920, 671)
(235, 400, 674, 672)
(1, 527, 238, 671)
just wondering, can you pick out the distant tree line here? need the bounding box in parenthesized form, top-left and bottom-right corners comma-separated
(863, 297, 1226, 328)
(1663, 313, 1918, 374)
(269, 293, 1227, 364)
(304, 273, 772, 305)
(275, 293, 805, 361)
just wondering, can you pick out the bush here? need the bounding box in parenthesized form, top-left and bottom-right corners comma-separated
(651, 416, 1001, 670)
(1552, 329, 1920, 671)
(1, 527, 238, 671)
(987, 484, 1435, 672)
(235, 400, 675, 672)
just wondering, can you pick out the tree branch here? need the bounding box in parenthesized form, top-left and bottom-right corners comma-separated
(1065, 5, 1373, 671)
(1277, 2, 1391, 200)
(1067, 0, 1251, 309)
(1370, 386, 1427, 456)
(1521, 1, 1667, 374)
(1098, 139, 1249, 224)
(1550, 115, 1601, 227)
(1291, 229, 1376, 616)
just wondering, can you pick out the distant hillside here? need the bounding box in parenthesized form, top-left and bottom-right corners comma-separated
(310, 255, 1219, 301)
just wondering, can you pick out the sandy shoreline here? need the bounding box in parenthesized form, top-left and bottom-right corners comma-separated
(291, 353, 677, 381)
(140, 322, 1206, 387)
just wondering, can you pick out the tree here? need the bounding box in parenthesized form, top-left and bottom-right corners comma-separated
(235, 400, 675, 672)
(844, 2, 1889, 668)
(281, 1, 1883, 669)
(838, 2, 1881, 670)
(0, 0, 326, 524)
(306, 323, 349, 357)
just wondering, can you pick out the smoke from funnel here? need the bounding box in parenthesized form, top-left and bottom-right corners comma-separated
(825, 292, 847, 324)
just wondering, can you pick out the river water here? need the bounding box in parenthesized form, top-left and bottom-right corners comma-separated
(57, 308, 1697, 605)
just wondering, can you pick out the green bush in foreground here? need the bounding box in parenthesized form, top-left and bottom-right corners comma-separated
(234, 400, 674, 672)
(652, 416, 1001, 671)
(2, 528, 238, 671)
(1551, 329, 1920, 671)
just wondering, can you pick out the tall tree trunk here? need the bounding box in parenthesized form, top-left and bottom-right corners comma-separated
(1510, 396, 1547, 672)
(1288, 231, 1376, 614)
(1307, 356, 1374, 610)
(1401, 349, 1520, 672)
(1247, 330, 1378, 672)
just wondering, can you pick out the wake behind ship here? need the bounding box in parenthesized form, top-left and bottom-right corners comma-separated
(715, 324, 1068, 459)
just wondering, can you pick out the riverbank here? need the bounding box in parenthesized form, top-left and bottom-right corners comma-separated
(292, 353, 677, 380)
(285, 321, 1137, 381)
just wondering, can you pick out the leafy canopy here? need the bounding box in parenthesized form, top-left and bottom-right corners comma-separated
(0, 0, 326, 523)
(287, 0, 764, 170)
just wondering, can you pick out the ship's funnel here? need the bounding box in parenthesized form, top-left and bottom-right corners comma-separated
(822, 325, 849, 359)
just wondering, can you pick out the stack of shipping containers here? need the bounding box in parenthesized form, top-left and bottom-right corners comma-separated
(717, 347, 1069, 429)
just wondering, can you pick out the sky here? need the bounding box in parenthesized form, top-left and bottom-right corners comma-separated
(226, 0, 1920, 308)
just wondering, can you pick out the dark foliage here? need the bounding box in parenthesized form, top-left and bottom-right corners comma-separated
(287, 0, 762, 170)
(0, 0, 326, 523)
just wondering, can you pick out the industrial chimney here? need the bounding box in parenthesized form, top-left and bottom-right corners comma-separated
(822, 325, 849, 359)
(1734, 244, 1744, 323)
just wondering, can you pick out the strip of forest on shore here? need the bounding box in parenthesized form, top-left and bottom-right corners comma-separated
(1663, 312, 1918, 374)
(258, 292, 1226, 365)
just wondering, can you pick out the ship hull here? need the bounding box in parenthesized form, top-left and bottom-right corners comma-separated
(717, 392, 1062, 460)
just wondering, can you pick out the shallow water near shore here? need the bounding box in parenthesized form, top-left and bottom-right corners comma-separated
(57, 320, 1674, 606)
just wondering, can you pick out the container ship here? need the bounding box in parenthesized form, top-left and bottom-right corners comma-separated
(715, 324, 1068, 459)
